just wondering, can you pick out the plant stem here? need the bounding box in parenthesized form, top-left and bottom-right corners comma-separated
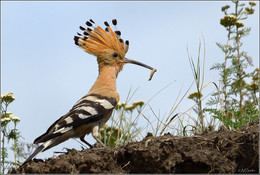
(14, 123, 17, 168)
(1, 132, 5, 175)
(235, 1, 243, 110)
(198, 93, 204, 131)
(223, 27, 231, 117)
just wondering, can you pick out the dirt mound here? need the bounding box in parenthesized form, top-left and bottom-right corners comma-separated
(9, 121, 259, 174)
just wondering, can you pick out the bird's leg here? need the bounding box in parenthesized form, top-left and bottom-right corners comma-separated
(80, 135, 93, 148)
(92, 125, 107, 147)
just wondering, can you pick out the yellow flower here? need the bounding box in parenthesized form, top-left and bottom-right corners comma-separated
(132, 101, 145, 108)
(188, 92, 203, 100)
(235, 21, 244, 28)
(249, 81, 258, 90)
(116, 100, 145, 111)
(252, 75, 258, 81)
(115, 102, 126, 110)
(221, 5, 230, 12)
(249, 1, 256, 6)
(245, 7, 255, 14)
(220, 15, 237, 27)
(125, 105, 135, 112)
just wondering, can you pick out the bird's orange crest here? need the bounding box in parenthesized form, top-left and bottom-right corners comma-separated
(74, 19, 129, 58)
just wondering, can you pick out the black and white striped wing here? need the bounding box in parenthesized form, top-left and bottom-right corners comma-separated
(34, 94, 117, 144)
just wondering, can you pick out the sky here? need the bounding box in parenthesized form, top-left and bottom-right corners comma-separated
(1, 1, 259, 162)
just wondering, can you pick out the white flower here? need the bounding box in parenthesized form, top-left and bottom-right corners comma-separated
(1, 117, 11, 123)
(1, 92, 15, 103)
(6, 111, 13, 115)
(9, 114, 21, 122)
(1, 111, 13, 119)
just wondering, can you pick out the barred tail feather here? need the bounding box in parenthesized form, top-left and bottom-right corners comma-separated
(22, 139, 56, 166)
(21, 145, 44, 166)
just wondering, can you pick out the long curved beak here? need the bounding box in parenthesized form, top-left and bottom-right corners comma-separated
(123, 58, 157, 81)
(123, 58, 154, 70)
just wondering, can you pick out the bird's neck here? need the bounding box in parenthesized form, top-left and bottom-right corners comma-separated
(89, 66, 119, 97)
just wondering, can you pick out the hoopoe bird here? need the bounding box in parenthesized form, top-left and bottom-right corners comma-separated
(22, 19, 156, 166)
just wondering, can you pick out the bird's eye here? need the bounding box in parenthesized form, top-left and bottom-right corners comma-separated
(113, 53, 118, 57)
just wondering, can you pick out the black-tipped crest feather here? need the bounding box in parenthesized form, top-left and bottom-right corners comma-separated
(112, 19, 117, 25)
(104, 21, 109, 26)
(79, 26, 85, 31)
(90, 19, 95, 24)
(86, 21, 92, 26)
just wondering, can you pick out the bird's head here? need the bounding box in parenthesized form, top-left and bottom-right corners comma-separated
(74, 19, 156, 77)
